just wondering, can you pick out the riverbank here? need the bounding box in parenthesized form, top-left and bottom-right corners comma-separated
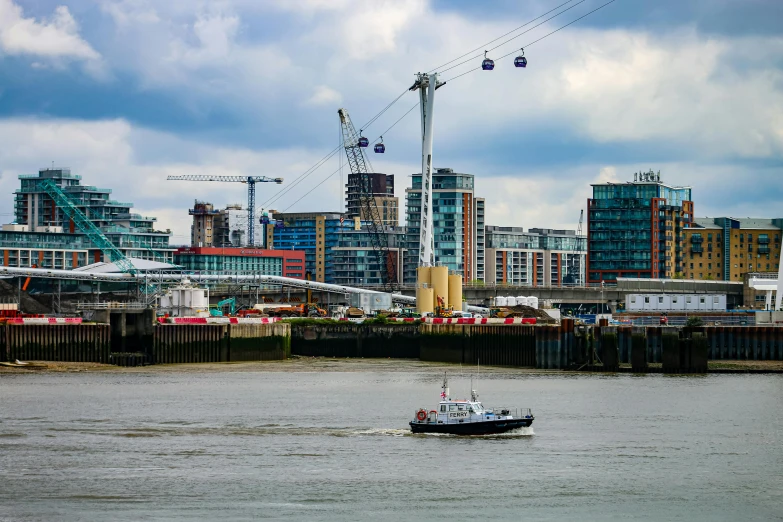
(2, 357, 783, 374)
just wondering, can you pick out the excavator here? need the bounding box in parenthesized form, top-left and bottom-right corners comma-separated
(210, 297, 237, 317)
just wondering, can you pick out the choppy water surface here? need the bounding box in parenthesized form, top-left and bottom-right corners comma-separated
(1, 364, 782, 521)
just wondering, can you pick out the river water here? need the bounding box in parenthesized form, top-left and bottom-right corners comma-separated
(1, 362, 782, 521)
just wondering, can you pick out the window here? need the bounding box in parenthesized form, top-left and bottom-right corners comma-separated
(644, 296, 650, 304)
(440, 405, 447, 412)
(686, 297, 692, 304)
(630, 296, 636, 303)
(672, 297, 678, 303)
(449, 404, 457, 411)
(700, 297, 706, 304)
(658, 297, 664, 304)
(690, 263, 694, 269)
(699, 263, 703, 268)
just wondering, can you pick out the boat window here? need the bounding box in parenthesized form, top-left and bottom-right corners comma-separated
(440, 405, 446, 413)
(449, 404, 457, 411)
(457, 404, 466, 411)
(473, 403, 484, 413)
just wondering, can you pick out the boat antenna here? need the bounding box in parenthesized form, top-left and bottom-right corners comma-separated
(441, 372, 449, 400)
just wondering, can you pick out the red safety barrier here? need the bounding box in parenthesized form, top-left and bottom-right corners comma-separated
(6, 317, 83, 325)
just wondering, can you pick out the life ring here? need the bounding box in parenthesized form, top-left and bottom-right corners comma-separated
(416, 409, 427, 421)
(430, 410, 437, 414)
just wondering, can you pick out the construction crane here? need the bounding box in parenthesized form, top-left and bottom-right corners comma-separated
(565, 209, 584, 285)
(337, 108, 399, 292)
(166, 175, 282, 247)
(40, 179, 137, 275)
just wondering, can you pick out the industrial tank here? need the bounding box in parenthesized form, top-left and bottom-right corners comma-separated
(516, 296, 528, 307)
(416, 266, 431, 287)
(506, 296, 517, 307)
(527, 296, 539, 309)
(417, 288, 434, 315)
(431, 266, 449, 309)
(448, 275, 462, 310)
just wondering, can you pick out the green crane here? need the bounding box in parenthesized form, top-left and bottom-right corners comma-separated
(39, 179, 137, 276)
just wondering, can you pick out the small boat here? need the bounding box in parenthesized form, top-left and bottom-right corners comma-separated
(409, 373, 534, 435)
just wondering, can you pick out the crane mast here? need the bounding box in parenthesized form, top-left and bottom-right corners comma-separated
(565, 209, 584, 285)
(337, 108, 399, 292)
(166, 174, 282, 247)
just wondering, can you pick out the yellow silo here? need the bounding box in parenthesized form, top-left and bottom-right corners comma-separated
(417, 287, 434, 315)
(448, 274, 463, 310)
(431, 266, 448, 310)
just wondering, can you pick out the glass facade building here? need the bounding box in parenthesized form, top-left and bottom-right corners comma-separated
(485, 226, 587, 286)
(332, 227, 406, 286)
(268, 212, 402, 285)
(587, 171, 693, 282)
(174, 247, 304, 278)
(0, 168, 174, 269)
(404, 168, 484, 283)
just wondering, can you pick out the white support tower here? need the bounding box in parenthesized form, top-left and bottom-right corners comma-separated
(410, 72, 440, 267)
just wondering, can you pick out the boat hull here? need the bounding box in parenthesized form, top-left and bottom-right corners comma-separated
(409, 417, 533, 435)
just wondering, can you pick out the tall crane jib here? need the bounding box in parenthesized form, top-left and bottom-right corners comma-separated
(338, 108, 399, 292)
(565, 209, 584, 286)
(166, 175, 283, 247)
(39, 179, 137, 276)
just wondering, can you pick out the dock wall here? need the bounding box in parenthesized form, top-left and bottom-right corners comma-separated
(291, 324, 420, 358)
(1, 324, 110, 363)
(152, 323, 291, 364)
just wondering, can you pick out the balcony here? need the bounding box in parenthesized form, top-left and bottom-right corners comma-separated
(691, 236, 703, 244)
(691, 245, 703, 253)
(758, 237, 770, 245)
(758, 245, 770, 254)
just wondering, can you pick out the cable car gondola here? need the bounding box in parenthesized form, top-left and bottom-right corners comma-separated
(482, 50, 494, 71)
(374, 136, 385, 154)
(358, 131, 369, 148)
(514, 48, 527, 68)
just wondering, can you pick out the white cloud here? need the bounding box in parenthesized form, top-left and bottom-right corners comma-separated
(0, 117, 348, 243)
(0, 0, 100, 61)
(305, 85, 342, 106)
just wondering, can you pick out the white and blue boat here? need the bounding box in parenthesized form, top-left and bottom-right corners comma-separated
(409, 374, 534, 435)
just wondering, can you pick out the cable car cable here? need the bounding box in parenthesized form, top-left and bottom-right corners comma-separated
(437, 0, 588, 75)
(270, 0, 619, 211)
(442, 0, 619, 83)
(261, 89, 411, 208)
(426, 0, 579, 73)
(282, 102, 420, 212)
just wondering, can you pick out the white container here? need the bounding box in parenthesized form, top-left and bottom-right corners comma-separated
(516, 296, 528, 307)
(527, 296, 539, 310)
(684, 295, 699, 311)
(495, 296, 507, 307)
(506, 296, 517, 307)
(350, 292, 393, 314)
(669, 295, 685, 311)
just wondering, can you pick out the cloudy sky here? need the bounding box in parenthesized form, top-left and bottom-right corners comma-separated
(0, 0, 781, 244)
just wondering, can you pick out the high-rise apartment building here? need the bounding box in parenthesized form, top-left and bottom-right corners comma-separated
(587, 171, 693, 283)
(404, 168, 484, 283)
(345, 173, 399, 227)
(684, 218, 782, 281)
(267, 211, 404, 285)
(485, 226, 586, 286)
(1, 167, 174, 268)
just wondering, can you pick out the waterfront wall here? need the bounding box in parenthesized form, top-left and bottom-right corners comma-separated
(1, 324, 110, 363)
(291, 324, 420, 358)
(152, 323, 291, 364)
